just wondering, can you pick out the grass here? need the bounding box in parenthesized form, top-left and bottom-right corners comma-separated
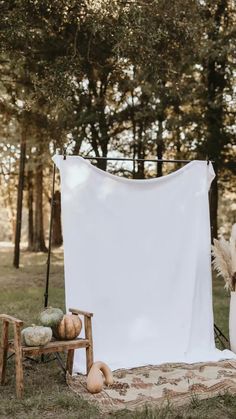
(213, 276, 230, 341)
(0, 245, 235, 418)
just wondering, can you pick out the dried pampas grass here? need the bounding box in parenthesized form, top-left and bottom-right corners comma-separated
(212, 224, 236, 291)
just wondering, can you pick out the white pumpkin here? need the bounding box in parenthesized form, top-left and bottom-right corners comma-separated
(21, 326, 52, 347)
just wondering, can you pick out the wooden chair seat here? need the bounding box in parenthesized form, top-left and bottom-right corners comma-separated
(0, 308, 94, 398)
(8, 337, 90, 356)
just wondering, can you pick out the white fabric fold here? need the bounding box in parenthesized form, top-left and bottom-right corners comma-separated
(53, 155, 236, 372)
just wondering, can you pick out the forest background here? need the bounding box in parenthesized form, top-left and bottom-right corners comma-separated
(0, 0, 235, 264)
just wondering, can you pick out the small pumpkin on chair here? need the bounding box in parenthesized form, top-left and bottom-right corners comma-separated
(21, 325, 52, 347)
(39, 307, 64, 327)
(52, 314, 82, 340)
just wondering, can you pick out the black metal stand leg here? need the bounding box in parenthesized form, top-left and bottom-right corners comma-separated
(214, 323, 229, 349)
(44, 163, 56, 308)
(55, 353, 66, 373)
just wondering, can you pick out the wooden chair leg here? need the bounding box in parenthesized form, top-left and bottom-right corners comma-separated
(14, 324, 24, 398)
(84, 317, 94, 375)
(0, 320, 9, 385)
(66, 349, 74, 375)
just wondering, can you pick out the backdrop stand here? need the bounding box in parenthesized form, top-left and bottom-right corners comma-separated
(44, 163, 56, 308)
(45, 155, 228, 347)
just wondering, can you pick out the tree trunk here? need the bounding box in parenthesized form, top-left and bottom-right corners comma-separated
(205, 0, 227, 239)
(87, 78, 108, 172)
(131, 90, 137, 177)
(6, 176, 16, 242)
(13, 125, 27, 268)
(51, 190, 63, 247)
(32, 149, 47, 252)
(27, 169, 34, 251)
(156, 119, 164, 177)
(173, 102, 182, 171)
(205, 58, 222, 239)
(98, 100, 109, 171)
(136, 123, 145, 179)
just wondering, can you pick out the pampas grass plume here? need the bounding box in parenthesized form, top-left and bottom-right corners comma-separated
(212, 224, 236, 291)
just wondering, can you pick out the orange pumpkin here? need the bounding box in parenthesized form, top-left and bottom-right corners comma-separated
(53, 314, 82, 340)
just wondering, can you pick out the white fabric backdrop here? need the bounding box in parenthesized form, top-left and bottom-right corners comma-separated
(53, 155, 236, 372)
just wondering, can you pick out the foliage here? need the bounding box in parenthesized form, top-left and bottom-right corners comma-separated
(0, 0, 235, 245)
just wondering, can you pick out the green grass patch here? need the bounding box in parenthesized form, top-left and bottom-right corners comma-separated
(0, 247, 235, 418)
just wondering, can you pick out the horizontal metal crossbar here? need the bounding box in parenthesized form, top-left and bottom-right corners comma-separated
(82, 156, 193, 163)
(63, 153, 213, 164)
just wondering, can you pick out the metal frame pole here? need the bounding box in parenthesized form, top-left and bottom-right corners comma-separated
(81, 156, 211, 164)
(44, 163, 56, 308)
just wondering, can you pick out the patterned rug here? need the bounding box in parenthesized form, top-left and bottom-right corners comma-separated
(67, 360, 236, 413)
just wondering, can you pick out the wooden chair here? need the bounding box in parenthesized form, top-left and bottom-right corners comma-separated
(0, 308, 94, 398)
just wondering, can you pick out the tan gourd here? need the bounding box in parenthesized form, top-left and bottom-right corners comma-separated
(87, 361, 114, 394)
(53, 314, 82, 340)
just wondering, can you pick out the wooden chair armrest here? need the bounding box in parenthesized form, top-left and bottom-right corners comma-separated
(0, 314, 24, 326)
(69, 308, 93, 318)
